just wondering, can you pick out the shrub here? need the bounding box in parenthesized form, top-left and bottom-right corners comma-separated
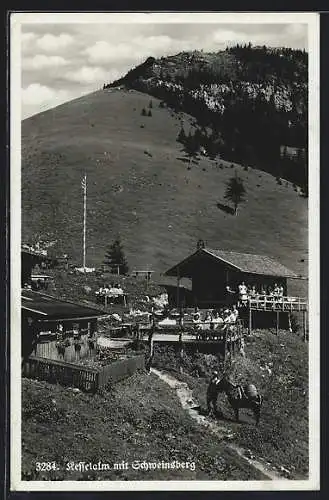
(290, 314, 300, 333)
(177, 126, 186, 144)
(276, 177, 282, 185)
(159, 101, 165, 108)
(147, 408, 180, 432)
(22, 393, 66, 424)
(141, 108, 147, 116)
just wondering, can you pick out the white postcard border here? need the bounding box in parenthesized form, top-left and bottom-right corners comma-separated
(10, 11, 320, 491)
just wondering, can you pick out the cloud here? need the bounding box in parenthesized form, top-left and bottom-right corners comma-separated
(64, 65, 112, 84)
(84, 35, 194, 67)
(23, 54, 69, 70)
(36, 33, 74, 52)
(21, 32, 36, 43)
(21, 22, 308, 118)
(210, 24, 308, 50)
(22, 83, 69, 106)
(85, 40, 133, 64)
(21, 32, 37, 53)
(21, 83, 76, 118)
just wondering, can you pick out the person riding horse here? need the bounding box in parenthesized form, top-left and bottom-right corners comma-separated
(206, 372, 263, 425)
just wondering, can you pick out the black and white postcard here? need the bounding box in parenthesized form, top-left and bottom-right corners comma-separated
(10, 11, 320, 491)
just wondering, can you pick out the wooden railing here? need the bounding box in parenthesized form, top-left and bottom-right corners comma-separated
(138, 320, 243, 342)
(23, 354, 145, 393)
(248, 295, 307, 312)
(23, 356, 99, 392)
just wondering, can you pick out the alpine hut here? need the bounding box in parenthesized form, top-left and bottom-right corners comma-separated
(164, 244, 303, 309)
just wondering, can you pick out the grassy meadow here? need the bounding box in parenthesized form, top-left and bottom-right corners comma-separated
(22, 88, 308, 296)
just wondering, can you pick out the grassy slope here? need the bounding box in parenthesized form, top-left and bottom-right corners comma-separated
(22, 89, 307, 297)
(22, 373, 265, 481)
(153, 330, 309, 478)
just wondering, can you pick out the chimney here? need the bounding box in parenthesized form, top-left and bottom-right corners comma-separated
(197, 239, 205, 250)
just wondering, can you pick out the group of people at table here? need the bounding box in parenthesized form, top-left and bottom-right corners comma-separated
(192, 306, 239, 331)
(95, 283, 124, 297)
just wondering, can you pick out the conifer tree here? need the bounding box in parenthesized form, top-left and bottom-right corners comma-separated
(104, 238, 129, 275)
(224, 171, 246, 216)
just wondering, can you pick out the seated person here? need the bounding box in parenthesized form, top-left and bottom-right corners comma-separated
(116, 284, 124, 295)
(204, 311, 212, 328)
(223, 309, 232, 323)
(249, 285, 257, 298)
(257, 286, 267, 307)
(273, 283, 280, 298)
(267, 286, 274, 300)
(193, 311, 202, 325)
(212, 311, 224, 329)
(231, 305, 239, 322)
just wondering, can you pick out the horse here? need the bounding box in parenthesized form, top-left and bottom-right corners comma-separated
(207, 375, 263, 425)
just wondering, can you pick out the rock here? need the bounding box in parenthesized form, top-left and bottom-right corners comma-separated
(279, 465, 291, 478)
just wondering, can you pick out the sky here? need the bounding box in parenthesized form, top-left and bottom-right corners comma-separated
(19, 18, 308, 119)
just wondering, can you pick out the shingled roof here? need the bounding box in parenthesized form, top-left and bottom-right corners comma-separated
(165, 247, 301, 279)
(204, 248, 299, 278)
(22, 290, 108, 322)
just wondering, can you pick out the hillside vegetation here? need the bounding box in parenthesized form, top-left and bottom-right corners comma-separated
(22, 372, 266, 481)
(152, 330, 309, 478)
(22, 88, 307, 296)
(21, 329, 308, 480)
(107, 45, 307, 189)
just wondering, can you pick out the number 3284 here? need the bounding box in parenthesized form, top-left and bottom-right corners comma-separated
(35, 462, 59, 471)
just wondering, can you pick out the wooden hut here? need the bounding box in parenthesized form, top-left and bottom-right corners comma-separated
(164, 246, 303, 309)
(22, 290, 107, 362)
(22, 248, 58, 287)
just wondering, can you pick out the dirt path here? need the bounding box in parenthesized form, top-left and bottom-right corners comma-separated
(150, 368, 285, 481)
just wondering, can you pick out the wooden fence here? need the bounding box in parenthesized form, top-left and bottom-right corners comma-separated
(23, 354, 145, 393)
(23, 356, 99, 392)
(97, 354, 145, 388)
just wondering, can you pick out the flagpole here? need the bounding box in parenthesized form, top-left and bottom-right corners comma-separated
(83, 174, 87, 270)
